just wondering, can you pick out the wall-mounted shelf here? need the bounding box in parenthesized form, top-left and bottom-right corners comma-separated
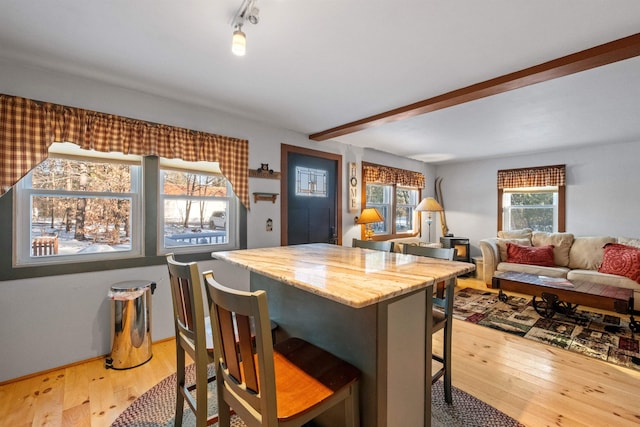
(253, 192, 279, 204)
(249, 169, 281, 180)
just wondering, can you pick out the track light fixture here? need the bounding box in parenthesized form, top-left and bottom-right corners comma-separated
(247, 5, 260, 24)
(231, 0, 260, 56)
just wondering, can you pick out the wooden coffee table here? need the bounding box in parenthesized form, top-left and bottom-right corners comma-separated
(492, 271, 638, 332)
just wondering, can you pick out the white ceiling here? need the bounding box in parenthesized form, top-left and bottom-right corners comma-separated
(1, 0, 639, 163)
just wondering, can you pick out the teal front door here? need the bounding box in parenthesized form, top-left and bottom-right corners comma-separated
(287, 152, 338, 245)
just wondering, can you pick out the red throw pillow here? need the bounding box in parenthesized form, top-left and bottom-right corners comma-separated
(506, 243, 556, 267)
(598, 243, 640, 284)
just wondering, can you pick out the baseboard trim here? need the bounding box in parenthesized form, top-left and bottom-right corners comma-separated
(0, 337, 174, 386)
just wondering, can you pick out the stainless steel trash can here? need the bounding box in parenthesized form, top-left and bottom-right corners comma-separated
(106, 280, 156, 369)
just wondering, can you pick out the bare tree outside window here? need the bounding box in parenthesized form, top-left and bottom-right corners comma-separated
(161, 169, 231, 250)
(25, 156, 138, 258)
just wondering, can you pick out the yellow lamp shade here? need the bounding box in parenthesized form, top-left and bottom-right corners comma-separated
(356, 208, 384, 224)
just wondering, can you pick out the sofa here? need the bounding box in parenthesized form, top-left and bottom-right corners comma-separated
(387, 237, 423, 253)
(479, 229, 640, 310)
(386, 236, 448, 254)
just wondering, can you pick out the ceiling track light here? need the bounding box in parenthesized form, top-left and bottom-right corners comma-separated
(231, 0, 259, 56)
(246, 6, 260, 24)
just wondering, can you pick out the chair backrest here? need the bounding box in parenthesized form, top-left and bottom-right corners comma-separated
(403, 246, 457, 303)
(402, 245, 457, 260)
(203, 272, 278, 426)
(166, 254, 210, 353)
(352, 238, 394, 252)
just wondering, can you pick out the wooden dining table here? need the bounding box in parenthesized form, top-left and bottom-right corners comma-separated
(213, 243, 474, 427)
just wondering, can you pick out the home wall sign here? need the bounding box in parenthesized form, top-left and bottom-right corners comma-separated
(348, 162, 358, 213)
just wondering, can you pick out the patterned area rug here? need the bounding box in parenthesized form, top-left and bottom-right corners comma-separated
(111, 364, 524, 426)
(454, 288, 640, 371)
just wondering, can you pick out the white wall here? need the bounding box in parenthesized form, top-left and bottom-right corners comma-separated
(0, 61, 430, 382)
(434, 140, 640, 258)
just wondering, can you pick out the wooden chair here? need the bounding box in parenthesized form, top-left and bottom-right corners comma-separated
(203, 271, 361, 427)
(165, 254, 217, 427)
(402, 245, 457, 404)
(403, 245, 456, 262)
(352, 238, 394, 252)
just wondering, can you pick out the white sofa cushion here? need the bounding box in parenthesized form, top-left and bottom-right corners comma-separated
(497, 262, 570, 278)
(568, 236, 616, 270)
(619, 236, 640, 248)
(532, 232, 574, 267)
(498, 228, 533, 239)
(496, 238, 531, 262)
(567, 269, 639, 290)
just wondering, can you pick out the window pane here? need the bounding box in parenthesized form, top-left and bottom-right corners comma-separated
(366, 184, 391, 234)
(32, 158, 132, 192)
(163, 199, 228, 247)
(506, 206, 555, 232)
(18, 154, 140, 265)
(510, 192, 554, 206)
(163, 171, 227, 197)
(31, 195, 132, 256)
(370, 206, 389, 233)
(295, 166, 327, 197)
(503, 190, 557, 232)
(366, 184, 388, 204)
(396, 188, 418, 232)
(160, 169, 234, 251)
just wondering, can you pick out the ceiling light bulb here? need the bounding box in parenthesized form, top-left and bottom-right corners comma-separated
(232, 28, 246, 56)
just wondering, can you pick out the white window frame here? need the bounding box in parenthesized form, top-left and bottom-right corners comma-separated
(395, 186, 419, 233)
(502, 186, 559, 232)
(365, 183, 420, 236)
(13, 143, 143, 266)
(158, 159, 238, 255)
(365, 183, 392, 235)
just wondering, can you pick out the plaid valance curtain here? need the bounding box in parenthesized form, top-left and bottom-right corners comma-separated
(363, 163, 425, 188)
(498, 164, 566, 189)
(0, 94, 250, 208)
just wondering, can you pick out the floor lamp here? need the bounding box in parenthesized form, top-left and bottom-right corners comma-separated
(415, 197, 443, 243)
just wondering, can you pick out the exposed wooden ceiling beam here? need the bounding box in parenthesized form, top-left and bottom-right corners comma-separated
(309, 32, 640, 142)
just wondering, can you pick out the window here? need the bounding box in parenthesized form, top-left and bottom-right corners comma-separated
(295, 166, 327, 197)
(2, 94, 249, 279)
(396, 187, 419, 232)
(361, 162, 424, 238)
(159, 159, 237, 254)
(15, 143, 142, 265)
(497, 165, 566, 232)
(502, 187, 558, 232)
(365, 184, 420, 236)
(365, 184, 391, 234)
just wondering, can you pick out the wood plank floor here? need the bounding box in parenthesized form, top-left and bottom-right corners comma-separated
(1, 278, 639, 426)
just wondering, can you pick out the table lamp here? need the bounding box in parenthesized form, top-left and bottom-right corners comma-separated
(356, 208, 384, 240)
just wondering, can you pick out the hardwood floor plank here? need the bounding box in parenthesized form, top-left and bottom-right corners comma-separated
(2, 370, 60, 426)
(31, 370, 65, 427)
(61, 401, 92, 427)
(63, 362, 91, 411)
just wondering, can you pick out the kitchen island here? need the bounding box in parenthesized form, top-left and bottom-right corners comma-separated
(213, 243, 474, 426)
